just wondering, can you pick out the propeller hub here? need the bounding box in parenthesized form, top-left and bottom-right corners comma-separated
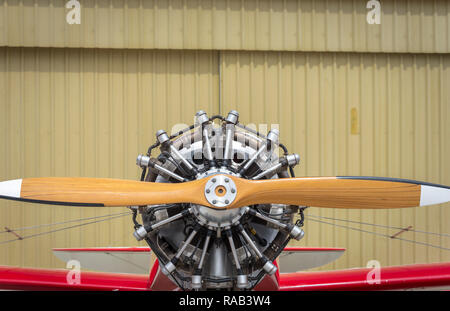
(204, 174, 237, 209)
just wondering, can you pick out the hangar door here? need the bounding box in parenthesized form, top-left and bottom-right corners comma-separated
(0, 48, 449, 271)
(221, 51, 450, 270)
(0, 47, 219, 268)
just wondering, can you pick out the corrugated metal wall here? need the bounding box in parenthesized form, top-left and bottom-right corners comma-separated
(221, 51, 450, 269)
(0, 0, 449, 272)
(0, 47, 219, 268)
(0, 0, 449, 53)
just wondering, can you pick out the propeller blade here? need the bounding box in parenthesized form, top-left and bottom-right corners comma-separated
(0, 177, 209, 207)
(1, 176, 448, 210)
(230, 176, 450, 209)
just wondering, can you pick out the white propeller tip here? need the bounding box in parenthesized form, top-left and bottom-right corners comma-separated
(420, 185, 450, 206)
(0, 179, 22, 198)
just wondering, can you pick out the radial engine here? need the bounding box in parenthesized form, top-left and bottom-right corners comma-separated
(132, 110, 305, 290)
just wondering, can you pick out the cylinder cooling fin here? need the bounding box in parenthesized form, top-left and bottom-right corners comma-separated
(133, 110, 304, 290)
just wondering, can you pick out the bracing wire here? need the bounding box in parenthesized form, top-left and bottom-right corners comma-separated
(306, 217, 450, 252)
(0, 211, 133, 234)
(0, 212, 132, 245)
(306, 213, 450, 238)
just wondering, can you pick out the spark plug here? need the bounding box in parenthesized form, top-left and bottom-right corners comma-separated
(133, 208, 192, 241)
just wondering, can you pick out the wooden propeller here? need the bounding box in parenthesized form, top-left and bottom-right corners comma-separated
(0, 175, 448, 209)
(0, 177, 210, 207)
(230, 176, 450, 209)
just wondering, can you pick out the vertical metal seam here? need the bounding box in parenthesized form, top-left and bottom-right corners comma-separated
(331, 52, 337, 269)
(438, 55, 443, 261)
(425, 55, 430, 262)
(371, 53, 376, 264)
(35, 47, 40, 265)
(20, 47, 24, 266)
(412, 54, 416, 262)
(344, 52, 349, 267)
(398, 54, 403, 264)
(218, 50, 222, 115)
(358, 53, 362, 265)
(79, 49, 84, 247)
(385, 54, 391, 266)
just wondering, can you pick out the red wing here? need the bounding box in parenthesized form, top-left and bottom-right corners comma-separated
(53, 247, 151, 252)
(0, 265, 150, 291)
(279, 262, 450, 290)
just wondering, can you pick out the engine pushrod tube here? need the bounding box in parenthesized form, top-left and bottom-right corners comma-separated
(223, 124, 235, 161)
(150, 208, 192, 231)
(238, 225, 277, 275)
(169, 145, 197, 174)
(247, 207, 288, 230)
(202, 127, 214, 161)
(133, 208, 192, 241)
(174, 227, 199, 259)
(225, 230, 242, 270)
(239, 143, 267, 175)
(163, 224, 199, 275)
(153, 163, 188, 182)
(251, 162, 282, 180)
(238, 227, 263, 259)
(197, 232, 212, 269)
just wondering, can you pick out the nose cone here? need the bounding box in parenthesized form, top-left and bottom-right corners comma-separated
(204, 174, 237, 209)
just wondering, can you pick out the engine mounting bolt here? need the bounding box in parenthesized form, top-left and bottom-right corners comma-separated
(225, 200, 229, 204)
(225, 178, 229, 183)
(206, 189, 210, 193)
(231, 188, 236, 193)
(212, 200, 217, 204)
(212, 178, 216, 183)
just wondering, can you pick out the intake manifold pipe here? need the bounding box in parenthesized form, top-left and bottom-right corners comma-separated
(236, 224, 277, 275)
(162, 224, 201, 275)
(156, 129, 198, 177)
(222, 110, 239, 167)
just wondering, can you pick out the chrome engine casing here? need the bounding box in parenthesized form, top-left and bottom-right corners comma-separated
(133, 111, 303, 290)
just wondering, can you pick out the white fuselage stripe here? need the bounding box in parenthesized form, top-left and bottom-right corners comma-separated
(0, 179, 23, 198)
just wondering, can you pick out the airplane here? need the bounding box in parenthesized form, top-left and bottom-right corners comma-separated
(0, 110, 449, 291)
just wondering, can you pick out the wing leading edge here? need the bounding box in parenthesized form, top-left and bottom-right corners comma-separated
(279, 262, 450, 290)
(0, 265, 150, 291)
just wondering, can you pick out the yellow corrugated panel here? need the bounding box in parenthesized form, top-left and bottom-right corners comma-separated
(221, 51, 450, 270)
(0, 0, 449, 53)
(0, 47, 219, 269)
